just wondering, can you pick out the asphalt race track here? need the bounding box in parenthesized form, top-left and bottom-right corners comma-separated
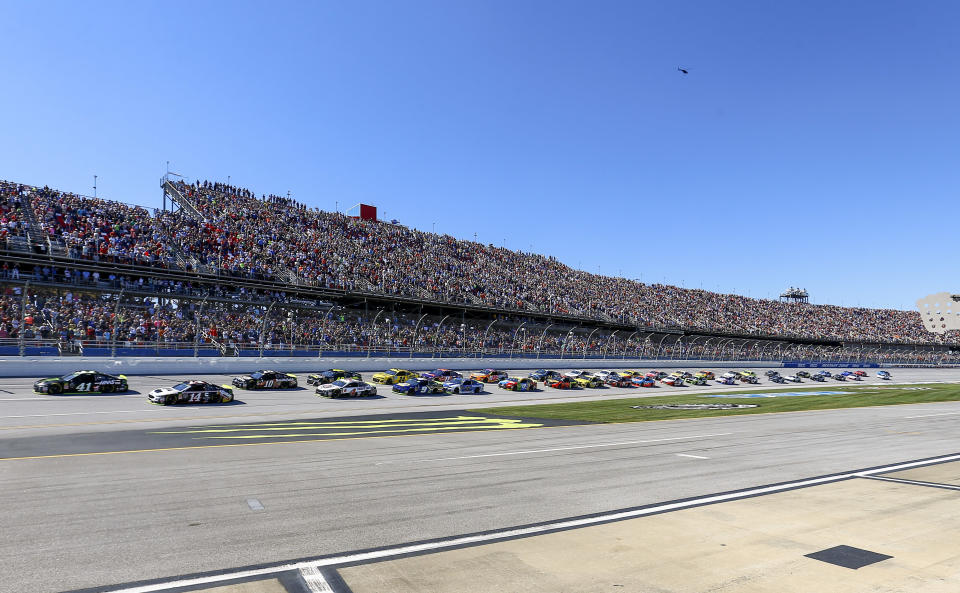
(3, 366, 960, 592)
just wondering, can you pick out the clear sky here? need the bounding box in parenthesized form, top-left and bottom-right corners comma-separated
(2, 0, 957, 310)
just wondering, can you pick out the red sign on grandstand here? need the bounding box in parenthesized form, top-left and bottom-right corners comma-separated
(346, 203, 377, 221)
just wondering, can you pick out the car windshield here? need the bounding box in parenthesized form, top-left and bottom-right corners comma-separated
(250, 371, 265, 379)
(172, 382, 191, 391)
(331, 380, 347, 387)
(385, 370, 398, 376)
(62, 371, 83, 381)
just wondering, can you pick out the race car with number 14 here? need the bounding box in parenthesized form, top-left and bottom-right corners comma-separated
(148, 381, 234, 405)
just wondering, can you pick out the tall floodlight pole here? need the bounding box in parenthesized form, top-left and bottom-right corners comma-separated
(93, 175, 97, 198)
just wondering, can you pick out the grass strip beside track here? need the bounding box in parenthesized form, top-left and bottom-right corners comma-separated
(473, 384, 960, 423)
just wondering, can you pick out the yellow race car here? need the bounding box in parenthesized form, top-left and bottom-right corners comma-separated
(371, 368, 416, 385)
(572, 375, 604, 388)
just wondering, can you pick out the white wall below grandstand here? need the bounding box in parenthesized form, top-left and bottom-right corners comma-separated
(0, 356, 898, 378)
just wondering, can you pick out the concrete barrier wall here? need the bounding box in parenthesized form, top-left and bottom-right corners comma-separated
(0, 356, 788, 378)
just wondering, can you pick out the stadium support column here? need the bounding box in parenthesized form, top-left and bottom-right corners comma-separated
(536, 323, 554, 359)
(18, 281, 29, 356)
(111, 288, 124, 358)
(259, 302, 275, 358)
(368, 309, 385, 358)
(193, 297, 207, 357)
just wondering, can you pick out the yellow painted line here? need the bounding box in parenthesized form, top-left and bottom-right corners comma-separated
(192, 423, 544, 439)
(199, 416, 506, 427)
(156, 417, 525, 434)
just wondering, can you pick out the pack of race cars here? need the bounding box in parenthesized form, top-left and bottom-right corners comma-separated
(32, 367, 893, 404)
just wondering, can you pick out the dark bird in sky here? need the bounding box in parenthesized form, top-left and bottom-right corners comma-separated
(677, 67, 689, 75)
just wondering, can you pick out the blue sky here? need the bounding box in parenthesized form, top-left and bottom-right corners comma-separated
(2, 0, 957, 310)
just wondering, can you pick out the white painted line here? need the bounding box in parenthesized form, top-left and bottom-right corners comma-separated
(0, 409, 161, 419)
(101, 451, 960, 593)
(859, 475, 960, 491)
(299, 566, 334, 592)
(377, 433, 734, 464)
(676, 453, 710, 459)
(246, 498, 264, 511)
(903, 411, 960, 419)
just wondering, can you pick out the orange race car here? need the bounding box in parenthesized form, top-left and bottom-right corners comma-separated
(469, 368, 509, 383)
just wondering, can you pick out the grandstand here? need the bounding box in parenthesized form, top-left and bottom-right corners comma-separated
(0, 176, 956, 363)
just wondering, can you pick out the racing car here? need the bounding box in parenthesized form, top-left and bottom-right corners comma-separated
(443, 378, 484, 394)
(632, 376, 657, 387)
(842, 371, 862, 381)
(569, 373, 604, 388)
(796, 371, 811, 378)
(684, 375, 707, 386)
(371, 368, 416, 385)
(716, 375, 738, 385)
(698, 370, 716, 380)
(660, 375, 684, 386)
(498, 377, 538, 391)
(422, 369, 462, 381)
(833, 373, 847, 381)
(306, 369, 362, 386)
(647, 371, 669, 380)
(853, 370, 868, 377)
(809, 373, 826, 382)
(34, 370, 129, 394)
(739, 374, 760, 384)
(877, 370, 892, 380)
(784, 374, 802, 383)
(764, 370, 780, 377)
(547, 376, 575, 389)
(605, 373, 634, 387)
(816, 370, 832, 378)
(148, 381, 234, 405)
(768, 374, 787, 384)
(392, 377, 445, 395)
(232, 370, 298, 389)
(530, 369, 563, 382)
(316, 379, 378, 398)
(470, 369, 509, 383)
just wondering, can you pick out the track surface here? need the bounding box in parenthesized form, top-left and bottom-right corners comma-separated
(3, 367, 960, 592)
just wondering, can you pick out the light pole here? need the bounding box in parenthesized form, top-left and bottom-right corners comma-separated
(93, 175, 97, 198)
(536, 323, 555, 359)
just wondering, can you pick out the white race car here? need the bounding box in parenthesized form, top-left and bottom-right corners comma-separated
(316, 379, 378, 398)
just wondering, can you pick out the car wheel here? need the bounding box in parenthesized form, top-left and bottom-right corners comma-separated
(454, 388, 460, 394)
(222, 392, 233, 403)
(164, 394, 176, 406)
(291, 381, 297, 388)
(101, 384, 113, 393)
(48, 383, 62, 394)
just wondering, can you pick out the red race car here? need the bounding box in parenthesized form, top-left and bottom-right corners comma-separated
(547, 377, 575, 389)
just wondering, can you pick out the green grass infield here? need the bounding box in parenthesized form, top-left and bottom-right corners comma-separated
(472, 383, 960, 423)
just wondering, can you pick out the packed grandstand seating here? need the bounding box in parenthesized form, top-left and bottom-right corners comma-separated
(0, 285, 955, 364)
(0, 177, 954, 350)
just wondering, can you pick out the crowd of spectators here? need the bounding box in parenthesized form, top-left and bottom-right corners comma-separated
(0, 177, 952, 347)
(0, 181, 31, 243)
(1, 286, 957, 365)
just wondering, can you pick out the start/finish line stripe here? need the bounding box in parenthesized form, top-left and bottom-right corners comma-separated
(92, 451, 960, 593)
